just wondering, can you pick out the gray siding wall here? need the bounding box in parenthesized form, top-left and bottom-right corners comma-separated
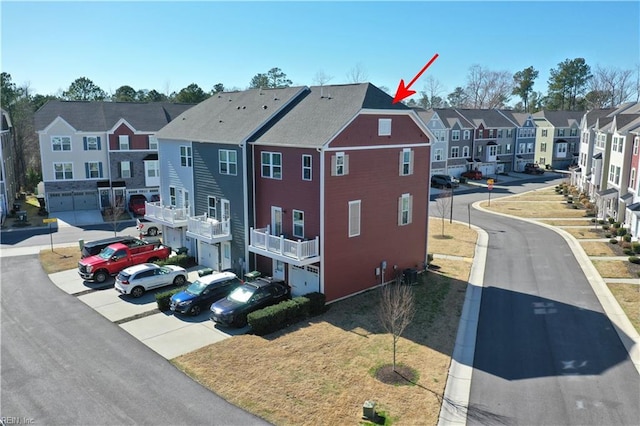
(158, 138, 194, 211)
(109, 151, 151, 188)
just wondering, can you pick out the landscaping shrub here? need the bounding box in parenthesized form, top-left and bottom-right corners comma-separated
(608, 217, 615, 224)
(609, 239, 618, 245)
(617, 228, 627, 237)
(605, 233, 612, 238)
(623, 235, 632, 242)
(427, 253, 434, 265)
(590, 218, 597, 223)
(613, 222, 621, 228)
(154, 254, 197, 268)
(602, 224, 610, 230)
(155, 286, 187, 311)
(624, 249, 634, 256)
(598, 219, 605, 225)
(629, 256, 640, 265)
(632, 242, 640, 254)
(248, 292, 327, 336)
(303, 292, 327, 315)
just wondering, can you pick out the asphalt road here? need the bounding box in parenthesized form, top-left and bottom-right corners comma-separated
(447, 181, 640, 425)
(0, 254, 270, 425)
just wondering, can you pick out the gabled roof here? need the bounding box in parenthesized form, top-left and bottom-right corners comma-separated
(34, 101, 195, 132)
(608, 102, 640, 116)
(532, 110, 584, 127)
(455, 109, 516, 128)
(583, 108, 616, 128)
(252, 83, 409, 148)
(613, 114, 640, 133)
(156, 86, 307, 143)
(498, 110, 531, 126)
(1, 109, 11, 131)
(433, 108, 474, 129)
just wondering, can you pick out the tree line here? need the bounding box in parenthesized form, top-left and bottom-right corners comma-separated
(2, 58, 639, 194)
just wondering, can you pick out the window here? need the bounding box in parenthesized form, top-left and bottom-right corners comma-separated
(541, 142, 547, 152)
(398, 193, 413, 226)
(434, 149, 443, 161)
(451, 146, 459, 158)
(489, 129, 495, 138)
(462, 146, 470, 157)
(539, 157, 545, 165)
(518, 144, 526, 154)
(400, 149, 413, 175)
(85, 161, 103, 179)
(489, 145, 497, 156)
(302, 155, 312, 181)
(558, 129, 565, 137)
(612, 136, 624, 153)
(452, 130, 460, 141)
(507, 129, 513, 138)
(180, 146, 192, 167)
(634, 137, 639, 155)
(331, 152, 349, 176)
(609, 165, 615, 183)
(348, 200, 361, 237)
(169, 187, 176, 207)
(498, 129, 503, 138)
(293, 210, 304, 238)
(478, 145, 482, 153)
(119, 135, 130, 150)
(120, 161, 132, 178)
(219, 149, 237, 175)
(207, 196, 216, 218)
(53, 162, 73, 180)
(148, 136, 158, 150)
(52, 136, 71, 151)
(477, 129, 483, 138)
(378, 119, 392, 136)
(497, 145, 502, 155)
(505, 144, 511, 154)
(84, 136, 101, 151)
(615, 166, 621, 185)
(463, 130, 470, 140)
(146, 160, 159, 178)
(542, 129, 548, 137)
(261, 151, 282, 179)
(570, 128, 578, 137)
(630, 168, 636, 189)
(527, 143, 534, 153)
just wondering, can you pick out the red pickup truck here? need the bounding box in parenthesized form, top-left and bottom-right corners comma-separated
(78, 241, 171, 283)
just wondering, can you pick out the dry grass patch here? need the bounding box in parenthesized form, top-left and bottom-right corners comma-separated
(580, 242, 619, 256)
(607, 283, 640, 333)
(428, 217, 477, 258)
(592, 260, 637, 278)
(480, 200, 586, 218)
(39, 246, 82, 274)
(539, 219, 595, 226)
(563, 227, 608, 240)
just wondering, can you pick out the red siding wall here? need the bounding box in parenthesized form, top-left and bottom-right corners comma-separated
(109, 123, 150, 150)
(323, 114, 430, 301)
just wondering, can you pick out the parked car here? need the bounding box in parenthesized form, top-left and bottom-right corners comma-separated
(524, 163, 545, 175)
(78, 241, 172, 283)
(136, 218, 160, 237)
(210, 277, 291, 327)
(81, 236, 145, 258)
(115, 263, 188, 298)
(128, 194, 148, 216)
(430, 174, 460, 189)
(170, 271, 242, 316)
(461, 170, 483, 180)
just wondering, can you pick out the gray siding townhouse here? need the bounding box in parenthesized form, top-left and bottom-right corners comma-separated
(532, 110, 583, 170)
(574, 108, 616, 193)
(498, 110, 536, 172)
(432, 108, 475, 177)
(0, 109, 18, 224)
(151, 87, 307, 274)
(416, 109, 447, 176)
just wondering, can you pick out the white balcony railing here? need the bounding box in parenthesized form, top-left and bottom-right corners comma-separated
(249, 226, 319, 261)
(144, 201, 188, 226)
(186, 215, 231, 243)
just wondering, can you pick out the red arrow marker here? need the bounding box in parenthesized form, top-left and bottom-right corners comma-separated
(392, 53, 440, 104)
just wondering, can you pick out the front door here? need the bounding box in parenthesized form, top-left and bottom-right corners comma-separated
(221, 241, 231, 270)
(221, 199, 230, 223)
(273, 260, 285, 281)
(271, 206, 282, 236)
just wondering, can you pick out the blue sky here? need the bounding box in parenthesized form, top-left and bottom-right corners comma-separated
(2, 1, 639, 103)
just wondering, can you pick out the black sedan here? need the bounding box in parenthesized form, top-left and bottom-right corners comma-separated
(210, 277, 290, 327)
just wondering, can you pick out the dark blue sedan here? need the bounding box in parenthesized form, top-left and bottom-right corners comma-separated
(170, 271, 241, 316)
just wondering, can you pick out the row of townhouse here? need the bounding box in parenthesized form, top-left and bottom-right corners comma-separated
(144, 83, 433, 302)
(1, 108, 19, 224)
(573, 102, 640, 240)
(34, 101, 195, 213)
(418, 107, 584, 177)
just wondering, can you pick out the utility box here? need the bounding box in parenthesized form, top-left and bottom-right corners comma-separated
(245, 270, 261, 282)
(17, 211, 27, 222)
(362, 400, 376, 421)
(404, 268, 418, 285)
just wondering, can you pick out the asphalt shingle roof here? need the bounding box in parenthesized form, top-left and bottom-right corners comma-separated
(253, 83, 408, 147)
(34, 101, 195, 132)
(432, 108, 474, 129)
(454, 109, 517, 128)
(532, 110, 584, 127)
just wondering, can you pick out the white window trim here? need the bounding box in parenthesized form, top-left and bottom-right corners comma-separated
(86, 161, 102, 179)
(86, 136, 99, 150)
(292, 209, 304, 238)
(207, 196, 217, 218)
(145, 160, 159, 178)
(53, 162, 73, 180)
(378, 118, 392, 136)
(52, 136, 71, 151)
(398, 193, 413, 226)
(399, 148, 414, 176)
(219, 149, 237, 175)
(630, 168, 636, 189)
(348, 200, 361, 237)
(261, 151, 282, 179)
(148, 136, 158, 150)
(180, 146, 192, 167)
(434, 149, 443, 162)
(462, 146, 470, 157)
(451, 146, 459, 158)
(451, 130, 460, 141)
(119, 135, 130, 150)
(121, 161, 132, 178)
(331, 152, 349, 176)
(169, 186, 177, 207)
(463, 130, 470, 140)
(302, 154, 312, 181)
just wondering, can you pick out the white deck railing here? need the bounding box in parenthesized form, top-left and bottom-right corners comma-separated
(187, 215, 230, 240)
(144, 202, 188, 225)
(250, 226, 319, 261)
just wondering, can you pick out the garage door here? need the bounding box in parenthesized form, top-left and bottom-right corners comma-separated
(47, 192, 74, 212)
(447, 165, 467, 177)
(288, 264, 320, 297)
(479, 164, 495, 176)
(164, 227, 184, 252)
(73, 191, 98, 210)
(198, 240, 219, 270)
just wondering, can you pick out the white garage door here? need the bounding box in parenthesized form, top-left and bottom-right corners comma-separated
(163, 227, 184, 252)
(73, 191, 98, 210)
(47, 192, 74, 212)
(447, 165, 467, 177)
(198, 241, 219, 270)
(479, 164, 495, 176)
(288, 264, 320, 297)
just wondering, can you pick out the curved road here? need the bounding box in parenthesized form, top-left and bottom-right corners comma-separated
(448, 180, 640, 425)
(1, 255, 269, 425)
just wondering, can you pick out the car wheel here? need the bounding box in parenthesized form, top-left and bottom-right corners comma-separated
(173, 275, 186, 285)
(148, 227, 158, 237)
(234, 316, 248, 328)
(131, 286, 145, 298)
(94, 270, 108, 283)
(190, 305, 201, 316)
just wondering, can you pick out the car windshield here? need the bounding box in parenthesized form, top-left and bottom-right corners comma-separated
(228, 285, 256, 303)
(98, 247, 116, 259)
(186, 280, 207, 295)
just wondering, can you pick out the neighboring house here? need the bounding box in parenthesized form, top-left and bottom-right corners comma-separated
(150, 86, 306, 273)
(606, 114, 640, 221)
(249, 83, 433, 301)
(455, 109, 517, 175)
(34, 101, 193, 213)
(574, 108, 616, 193)
(532, 110, 583, 169)
(433, 108, 475, 177)
(626, 130, 640, 239)
(0, 109, 18, 224)
(498, 110, 536, 172)
(417, 109, 447, 176)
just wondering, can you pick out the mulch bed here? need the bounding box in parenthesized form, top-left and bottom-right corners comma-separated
(375, 364, 418, 386)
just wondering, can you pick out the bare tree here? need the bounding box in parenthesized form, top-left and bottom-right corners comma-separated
(104, 199, 127, 237)
(312, 70, 333, 86)
(589, 66, 635, 108)
(464, 65, 512, 109)
(435, 189, 452, 236)
(466, 65, 486, 108)
(346, 62, 369, 83)
(378, 282, 416, 372)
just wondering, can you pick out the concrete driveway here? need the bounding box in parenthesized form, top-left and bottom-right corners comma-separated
(48, 268, 243, 359)
(51, 209, 105, 226)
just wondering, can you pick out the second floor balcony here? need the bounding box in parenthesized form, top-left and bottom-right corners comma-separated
(186, 215, 232, 244)
(248, 226, 320, 266)
(144, 201, 188, 228)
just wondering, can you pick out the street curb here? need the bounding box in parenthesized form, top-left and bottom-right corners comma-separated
(438, 222, 488, 426)
(474, 190, 640, 375)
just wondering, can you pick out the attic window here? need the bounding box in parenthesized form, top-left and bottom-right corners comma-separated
(378, 119, 391, 136)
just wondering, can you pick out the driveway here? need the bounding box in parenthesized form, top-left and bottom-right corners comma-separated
(0, 255, 269, 425)
(50, 209, 105, 227)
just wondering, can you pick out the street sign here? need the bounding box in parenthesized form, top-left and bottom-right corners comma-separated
(43, 218, 58, 224)
(487, 178, 494, 191)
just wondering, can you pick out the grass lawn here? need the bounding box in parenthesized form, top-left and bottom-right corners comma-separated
(563, 227, 609, 239)
(539, 219, 595, 226)
(607, 283, 640, 333)
(428, 217, 478, 259)
(480, 200, 587, 218)
(592, 260, 638, 278)
(173, 221, 474, 426)
(580, 242, 620, 256)
(40, 246, 82, 273)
